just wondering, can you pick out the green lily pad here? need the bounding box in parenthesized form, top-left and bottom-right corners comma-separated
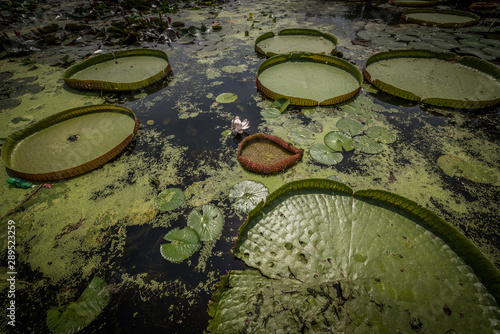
(437, 154, 499, 185)
(187, 204, 224, 242)
(160, 227, 201, 263)
(270, 98, 290, 112)
(309, 143, 343, 165)
(260, 107, 281, 118)
(155, 188, 185, 211)
(46, 276, 109, 334)
(353, 135, 384, 154)
(216, 92, 238, 103)
(336, 118, 364, 136)
(324, 131, 354, 151)
(207, 179, 500, 333)
(229, 180, 269, 214)
(366, 126, 397, 144)
(287, 126, 316, 146)
(221, 129, 232, 137)
(402, 9, 480, 28)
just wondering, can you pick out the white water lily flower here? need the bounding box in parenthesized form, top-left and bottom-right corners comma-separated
(231, 116, 250, 136)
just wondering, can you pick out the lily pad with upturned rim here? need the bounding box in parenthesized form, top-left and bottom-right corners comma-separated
(62, 49, 172, 92)
(255, 28, 338, 57)
(363, 49, 500, 109)
(207, 179, 500, 333)
(46, 276, 109, 334)
(229, 180, 269, 214)
(187, 204, 224, 242)
(1, 105, 138, 181)
(155, 188, 185, 211)
(402, 9, 480, 28)
(256, 52, 363, 106)
(324, 131, 354, 151)
(309, 143, 343, 165)
(160, 227, 201, 263)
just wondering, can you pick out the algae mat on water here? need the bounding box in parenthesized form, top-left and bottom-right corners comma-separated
(363, 50, 500, 109)
(207, 179, 500, 333)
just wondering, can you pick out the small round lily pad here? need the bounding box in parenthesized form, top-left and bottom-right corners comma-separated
(437, 154, 499, 185)
(336, 118, 364, 136)
(229, 180, 269, 214)
(160, 227, 201, 263)
(309, 143, 343, 165)
(155, 188, 185, 211)
(287, 126, 316, 146)
(365, 126, 396, 144)
(260, 107, 281, 118)
(324, 131, 354, 151)
(216, 92, 238, 103)
(353, 136, 384, 154)
(187, 204, 224, 241)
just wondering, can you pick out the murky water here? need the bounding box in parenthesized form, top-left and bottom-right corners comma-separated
(0, 0, 499, 333)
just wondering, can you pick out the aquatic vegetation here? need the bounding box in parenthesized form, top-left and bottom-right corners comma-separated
(336, 118, 363, 136)
(437, 154, 499, 185)
(187, 204, 224, 242)
(401, 9, 481, 28)
(363, 49, 500, 109)
(324, 131, 354, 151)
(230, 116, 249, 137)
(1, 105, 138, 181)
(255, 28, 338, 57)
(216, 92, 238, 104)
(287, 126, 316, 146)
(46, 276, 109, 334)
(208, 179, 500, 333)
(366, 125, 397, 144)
(353, 135, 385, 154)
(229, 180, 269, 214)
(62, 49, 172, 92)
(309, 143, 343, 165)
(256, 52, 363, 106)
(260, 98, 290, 119)
(237, 133, 304, 174)
(155, 188, 185, 211)
(160, 227, 201, 263)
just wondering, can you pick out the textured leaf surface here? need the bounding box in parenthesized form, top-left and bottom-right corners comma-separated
(216, 92, 238, 103)
(336, 118, 364, 136)
(229, 180, 269, 213)
(324, 131, 354, 151)
(46, 277, 109, 334)
(287, 126, 316, 146)
(187, 204, 224, 241)
(353, 135, 384, 153)
(155, 188, 185, 211)
(309, 143, 343, 165)
(208, 179, 500, 333)
(366, 125, 397, 144)
(160, 227, 201, 263)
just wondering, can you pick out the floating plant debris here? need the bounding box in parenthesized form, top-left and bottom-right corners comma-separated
(187, 204, 224, 242)
(256, 52, 362, 106)
(1, 105, 138, 181)
(401, 9, 481, 28)
(155, 188, 185, 211)
(160, 227, 201, 263)
(237, 133, 304, 174)
(255, 28, 338, 57)
(229, 180, 269, 214)
(309, 143, 343, 165)
(208, 179, 500, 333)
(62, 49, 172, 91)
(363, 49, 500, 109)
(46, 276, 109, 334)
(437, 154, 499, 185)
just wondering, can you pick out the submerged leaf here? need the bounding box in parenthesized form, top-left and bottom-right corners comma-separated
(260, 107, 281, 118)
(229, 180, 269, 213)
(324, 131, 354, 151)
(155, 188, 185, 211)
(46, 277, 109, 334)
(309, 143, 343, 165)
(160, 227, 201, 263)
(437, 154, 499, 185)
(187, 204, 224, 241)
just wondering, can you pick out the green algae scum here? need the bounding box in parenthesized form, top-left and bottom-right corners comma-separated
(1, 0, 500, 333)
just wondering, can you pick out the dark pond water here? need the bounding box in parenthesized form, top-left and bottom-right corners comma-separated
(1, 0, 499, 333)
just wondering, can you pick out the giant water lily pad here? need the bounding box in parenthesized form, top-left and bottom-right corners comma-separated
(255, 28, 338, 57)
(62, 49, 172, 91)
(160, 227, 201, 263)
(437, 154, 499, 185)
(1, 105, 138, 181)
(207, 179, 500, 333)
(187, 204, 224, 242)
(257, 52, 363, 106)
(229, 180, 269, 214)
(363, 49, 500, 109)
(237, 133, 304, 174)
(46, 276, 109, 334)
(155, 188, 185, 211)
(402, 9, 480, 28)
